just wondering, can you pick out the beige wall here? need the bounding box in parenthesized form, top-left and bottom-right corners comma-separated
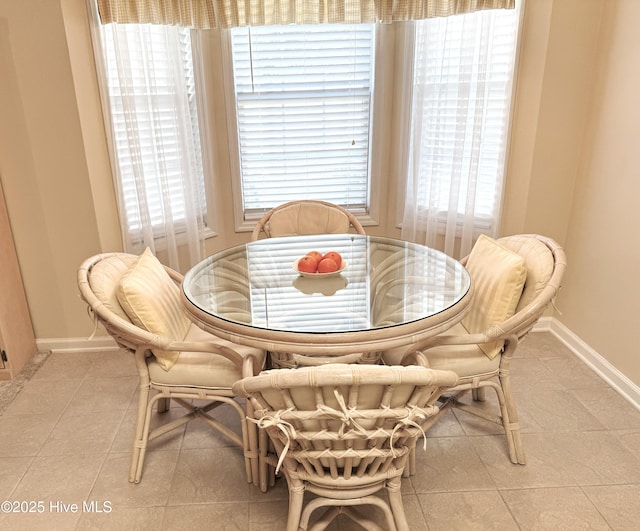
(1, 1, 639, 387)
(0, 0, 105, 341)
(560, 0, 640, 384)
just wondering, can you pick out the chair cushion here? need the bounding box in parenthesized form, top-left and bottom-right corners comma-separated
(88, 254, 137, 322)
(498, 235, 554, 311)
(148, 324, 266, 387)
(462, 235, 526, 359)
(117, 248, 190, 371)
(267, 202, 350, 237)
(382, 323, 501, 377)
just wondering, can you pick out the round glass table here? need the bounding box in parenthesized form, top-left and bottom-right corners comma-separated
(182, 234, 472, 359)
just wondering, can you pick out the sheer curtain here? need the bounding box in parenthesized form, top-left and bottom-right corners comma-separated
(401, 1, 521, 258)
(93, 19, 206, 270)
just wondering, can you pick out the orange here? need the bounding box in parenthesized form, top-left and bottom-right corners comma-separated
(317, 258, 338, 273)
(297, 256, 318, 273)
(306, 251, 323, 263)
(322, 251, 342, 269)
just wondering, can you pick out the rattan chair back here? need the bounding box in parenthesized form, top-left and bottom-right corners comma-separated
(233, 363, 458, 531)
(250, 200, 365, 240)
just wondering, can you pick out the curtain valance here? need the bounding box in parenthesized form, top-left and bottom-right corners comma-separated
(97, 0, 515, 28)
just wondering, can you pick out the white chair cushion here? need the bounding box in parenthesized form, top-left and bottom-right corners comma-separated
(148, 324, 266, 387)
(462, 235, 527, 359)
(117, 248, 190, 371)
(267, 202, 350, 237)
(382, 323, 501, 377)
(88, 254, 137, 322)
(498, 235, 554, 311)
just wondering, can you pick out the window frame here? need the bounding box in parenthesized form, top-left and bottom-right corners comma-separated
(397, 4, 524, 239)
(217, 24, 388, 233)
(92, 16, 212, 246)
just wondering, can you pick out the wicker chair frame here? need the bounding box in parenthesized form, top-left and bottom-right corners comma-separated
(396, 234, 567, 468)
(250, 200, 366, 241)
(78, 253, 263, 484)
(233, 364, 458, 531)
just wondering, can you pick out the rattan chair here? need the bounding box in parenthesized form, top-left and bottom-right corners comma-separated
(233, 364, 458, 531)
(77, 251, 266, 484)
(250, 200, 366, 241)
(382, 234, 567, 467)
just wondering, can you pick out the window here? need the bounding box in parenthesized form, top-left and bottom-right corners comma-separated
(99, 22, 206, 238)
(407, 4, 521, 232)
(94, 7, 520, 244)
(227, 24, 376, 219)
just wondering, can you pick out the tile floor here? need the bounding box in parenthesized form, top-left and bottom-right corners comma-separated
(1, 332, 639, 530)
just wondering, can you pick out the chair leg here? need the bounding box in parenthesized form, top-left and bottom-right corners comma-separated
(387, 476, 410, 531)
(157, 397, 170, 413)
(129, 385, 155, 483)
(244, 398, 261, 489)
(498, 371, 526, 464)
(286, 482, 306, 531)
(472, 387, 486, 402)
(258, 426, 271, 492)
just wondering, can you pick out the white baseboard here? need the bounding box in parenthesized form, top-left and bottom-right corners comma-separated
(36, 336, 118, 353)
(534, 317, 640, 412)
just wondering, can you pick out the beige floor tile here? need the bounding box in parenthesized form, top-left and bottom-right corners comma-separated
(515, 388, 605, 433)
(501, 486, 610, 530)
(541, 356, 612, 390)
(88, 450, 179, 507)
(427, 408, 466, 437)
(411, 437, 497, 493)
(416, 490, 519, 530)
(248, 474, 289, 502)
(582, 484, 640, 530)
(570, 386, 640, 430)
(39, 408, 127, 456)
(0, 456, 33, 498)
(475, 431, 640, 489)
(162, 502, 249, 530)
(2, 379, 83, 417)
(30, 351, 100, 381)
(65, 376, 138, 413)
(0, 414, 59, 457)
(0, 509, 81, 530)
(516, 332, 574, 360)
(2, 331, 639, 530)
(77, 505, 164, 531)
(510, 357, 564, 391)
(398, 494, 429, 530)
(11, 453, 106, 503)
(616, 428, 640, 458)
(109, 404, 186, 454)
(248, 499, 289, 530)
(180, 402, 243, 450)
(86, 350, 136, 378)
(167, 447, 252, 504)
(452, 393, 510, 437)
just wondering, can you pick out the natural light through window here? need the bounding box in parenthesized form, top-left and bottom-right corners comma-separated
(229, 24, 375, 217)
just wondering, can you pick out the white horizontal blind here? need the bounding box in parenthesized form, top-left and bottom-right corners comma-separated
(100, 23, 206, 234)
(412, 6, 520, 225)
(230, 24, 375, 216)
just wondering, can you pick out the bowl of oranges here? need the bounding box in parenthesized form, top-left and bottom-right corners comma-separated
(294, 250, 346, 278)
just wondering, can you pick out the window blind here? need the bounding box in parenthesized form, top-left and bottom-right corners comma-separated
(230, 24, 375, 216)
(101, 23, 205, 233)
(412, 7, 520, 224)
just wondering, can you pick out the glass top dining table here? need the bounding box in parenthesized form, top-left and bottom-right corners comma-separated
(181, 233, 472, 357)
